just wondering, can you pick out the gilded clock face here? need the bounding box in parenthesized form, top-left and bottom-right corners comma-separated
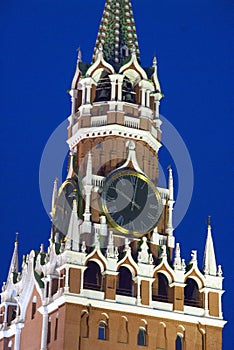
(101, 169, 163, 237)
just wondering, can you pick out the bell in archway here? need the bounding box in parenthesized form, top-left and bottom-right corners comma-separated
(124, 92, 135, 103)
(96, 88, 110, 101)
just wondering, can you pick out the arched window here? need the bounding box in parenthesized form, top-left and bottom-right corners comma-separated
(184, 278, 202, 307)
(122, 77, 136, 103)
(94, 71, 111, 102)
(137, 327, 147, 346)
(152, 273, 170, 302)
(98, 321, 108, 340)
(176, 334, 183, 350)
(84, 261, 102, 291)
(116, 266, 133, 296)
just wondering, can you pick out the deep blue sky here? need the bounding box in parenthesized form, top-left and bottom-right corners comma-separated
(0, 0, 233, 348)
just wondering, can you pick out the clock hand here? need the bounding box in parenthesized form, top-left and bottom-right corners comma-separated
(115, 188, 141, 210)
(131, 178, 138, 211)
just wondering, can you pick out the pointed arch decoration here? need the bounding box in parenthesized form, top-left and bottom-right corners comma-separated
(156, 322, 167, 349)
(80, 310, 89, 338)
(117, 316, 129, 344)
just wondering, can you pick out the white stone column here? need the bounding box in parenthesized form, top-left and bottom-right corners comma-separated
(204, 290, 209, 316)
(14, 324, 22, 350)
(109, 75, 117, 101)
(117, 76, 124, 101)
(64, 267, 70, 293)
(154, 98, 160, 118)
(141, 87, 146, 106)
(40, 306, 48, 350)
(70, 89, 78, 115)
(146, 90, 150, 107)
(86, 84, 91, 104)
(166, 168, 175, 241)
(80, 266, 87, 294)
(81, 83, 86, 105)
(219, 292, 223, 318)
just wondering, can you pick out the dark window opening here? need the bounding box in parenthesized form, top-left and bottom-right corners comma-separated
(54, 316, 58, 341)
(31, 301, 36, 320)
(47, 319, 51, 344)
(137, 327, 146, 346)
(122, 77, 136, 103)
(84, 261, 102, 291)
(94, 71, 111, 102)
(176, 335, 183, 350)
(184, 278, 202, 307)
(116, 266, 133, 297)
(152, 273, 170, 302)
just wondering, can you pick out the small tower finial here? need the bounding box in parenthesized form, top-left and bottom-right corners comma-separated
(15, 232, 19, 244)
(207, 215, 211, 228)
(153, 55, 157, 67)
(76, 47, 82, 63)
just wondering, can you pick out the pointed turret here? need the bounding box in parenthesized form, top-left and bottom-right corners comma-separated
(67, 151, 74, 179)
(50, 178, 58, 218)
(203, 217, 217, 276)
(7, 233, 19, 282)
(65, 199, 80, 251)
(93, 0, 140, 66)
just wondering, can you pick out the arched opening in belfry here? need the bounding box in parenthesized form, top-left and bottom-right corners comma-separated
(122, 76, 136, 103)
(94, 70, 111, 102)
(116, 266, 133, 297)
(184, 278, 202, 307)
(83, 261, 102, 291)
(152, 272, 171, 302)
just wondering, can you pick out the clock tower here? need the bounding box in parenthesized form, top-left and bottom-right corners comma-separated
(0, 1, 226, 349)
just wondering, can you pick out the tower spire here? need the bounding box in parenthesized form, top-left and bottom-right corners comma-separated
(203, 217, 218, 276)
(7, 233, 19, 282)
(65, 198, 80, 251)
(93, 0, 140, 66)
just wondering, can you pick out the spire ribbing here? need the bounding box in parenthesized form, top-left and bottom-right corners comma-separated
(93, 0, 140, 66)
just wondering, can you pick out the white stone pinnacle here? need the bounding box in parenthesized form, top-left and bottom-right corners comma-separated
(173, 243, 182, 271)
(138, 237, 150, 264)
(65, 199, 80, 252)
(203, 225, 217, 276)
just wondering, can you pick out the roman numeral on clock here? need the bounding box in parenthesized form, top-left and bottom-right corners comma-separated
(150, 204, 158, 210)
(116, 215, 124, 226)
(147, 212, 155, 222)
(130, 176, 137, 185)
